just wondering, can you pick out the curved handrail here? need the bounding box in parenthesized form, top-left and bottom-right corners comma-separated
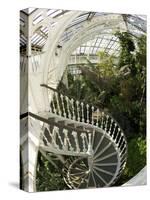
(39, 84, 128, 188)
(41, 84, 127, 153)
(40, 84, 125, 132)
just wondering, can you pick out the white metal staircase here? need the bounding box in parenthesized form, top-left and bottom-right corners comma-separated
(32, 85, 127, 189)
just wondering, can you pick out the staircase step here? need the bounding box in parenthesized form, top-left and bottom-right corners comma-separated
(56, 120, 76, 128)
(57, 120, 66, 125)
(74, 124, 85, 129)
(47, 117, 56, 122)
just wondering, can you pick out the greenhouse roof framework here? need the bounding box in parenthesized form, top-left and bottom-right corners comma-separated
(20, 8, 146, 57)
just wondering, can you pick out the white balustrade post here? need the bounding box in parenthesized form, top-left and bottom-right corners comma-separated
(91, 106, 94, 125)
(63, 129, 74, 151)
(71, 98, 75, 120)
(86, 104, 90, 123)
(62, 129, 69, 151)
(60, 94, 66, 117)
(114, 127, 120, 143)
(105, 115, 109, 131)
(55, 92, 61, 115)
(44, 124, 58, 149)
(100, 112, 105, 129)
(81, 133, 87, 153)
(119, 135, 126, 149)
(96, 108, 99, 126)
(52, 126, 61, 149)
(81, 102, 84, 122)
(72, 131, 80, 153)
(111, 123, 117, 139)
(65, 96, 71, 119)
(120, 145, 127, 156)
(42, 126, 51, 146)
(87, 133, 92, 155)
(117, 132, 123, 147)
(76, 100, 80, 122)
(108, 119, 114, 135)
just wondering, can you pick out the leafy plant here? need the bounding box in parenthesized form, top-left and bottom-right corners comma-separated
(36, 32, 146, 190)
(115, 136, 146, 185)
(36, 152, 68, 191)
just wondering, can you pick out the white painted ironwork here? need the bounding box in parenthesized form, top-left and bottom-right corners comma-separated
(38, 85, 127, 188)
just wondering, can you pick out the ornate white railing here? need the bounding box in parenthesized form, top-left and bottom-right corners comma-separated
(39, 84, 127, 188)
(41, 84, 127, 153)
(41, 124, 95, 156)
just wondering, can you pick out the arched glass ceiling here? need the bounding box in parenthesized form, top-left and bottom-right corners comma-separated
(65, 13, 146, 62)
(71, 34, 120, 57)
(20, 9, 146, 55)
(59, 13, 146, 44)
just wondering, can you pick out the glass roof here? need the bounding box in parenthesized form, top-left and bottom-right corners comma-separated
(20, 9, 146, 56)
(72, 34, 120, 57)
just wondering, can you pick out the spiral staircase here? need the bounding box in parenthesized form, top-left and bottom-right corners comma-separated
(32, 84, 127, 189)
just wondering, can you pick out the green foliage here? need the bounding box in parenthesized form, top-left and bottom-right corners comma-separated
(115, 136, 146, 185)
(64, 33, 146, 138)
(115, 32, 135, 73)
(36, 152, 67, 191)
(125, 136, 146, 176)
(36, 32, 146, 190)
(96, 51, 119, 78)
(61, 32, 146, 185)
(112, 33, 146, 137)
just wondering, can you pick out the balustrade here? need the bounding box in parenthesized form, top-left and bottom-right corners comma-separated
(40, 84, 127, 153)
(38, 85, 128, 189)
